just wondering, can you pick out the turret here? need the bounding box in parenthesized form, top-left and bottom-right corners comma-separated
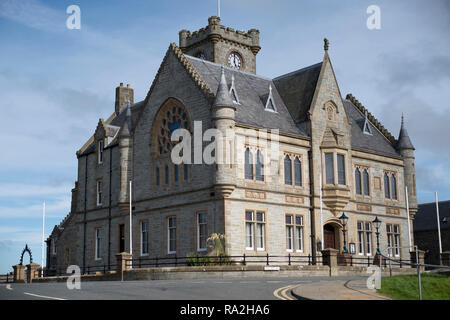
(396, 115, 417, 214)
(212, 67, 236, 198)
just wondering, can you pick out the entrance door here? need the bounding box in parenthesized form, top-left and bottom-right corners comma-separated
(119, 224, 125, 253)
(323, 224, 336, 249)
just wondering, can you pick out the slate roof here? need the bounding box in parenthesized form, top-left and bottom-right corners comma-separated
(186, 55, 308, 137)
(273, 62, 322, 123)
(79, 100, 145, 156)
(414, 201, 450, 232)
(344, 99, 401, 158)
(397, 116, 415, 150)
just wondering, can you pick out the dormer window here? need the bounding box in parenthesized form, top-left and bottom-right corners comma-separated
(264, 84, 277, 112)
(229, 74, 240, 104)
(98, 140, 104, 164)
(363, 111, 373, 135)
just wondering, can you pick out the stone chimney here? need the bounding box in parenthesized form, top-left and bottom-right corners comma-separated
(115, 83, 134, 115)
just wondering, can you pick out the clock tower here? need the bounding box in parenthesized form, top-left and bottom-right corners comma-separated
(179, 16, 261, 74)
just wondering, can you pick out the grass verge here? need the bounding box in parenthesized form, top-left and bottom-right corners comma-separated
(377, 273, 450, 300)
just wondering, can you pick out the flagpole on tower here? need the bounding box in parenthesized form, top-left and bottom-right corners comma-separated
(218, 0, 221, 18)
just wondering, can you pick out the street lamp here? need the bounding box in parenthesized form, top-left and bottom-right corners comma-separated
(339, 212, 349, 253)
(373, 217, 382, 254)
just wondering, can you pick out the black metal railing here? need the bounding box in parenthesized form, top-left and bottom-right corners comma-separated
(336, 254, 412, 267)
(125, 253, 324, 269)
(0, 273, 12, 283)
(44, 264, 116, 277)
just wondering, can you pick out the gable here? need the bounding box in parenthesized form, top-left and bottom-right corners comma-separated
(273, 62, 322, 123)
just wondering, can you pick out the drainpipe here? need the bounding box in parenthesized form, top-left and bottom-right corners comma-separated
(308, 151, 316, 264)
(108, 147, 113, 269)
(82, 155, 88, 273)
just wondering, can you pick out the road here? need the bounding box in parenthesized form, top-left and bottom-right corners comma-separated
(0, 276, 365, 300)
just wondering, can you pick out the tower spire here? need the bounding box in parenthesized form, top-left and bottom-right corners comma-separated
(213, 67, 233, 108)
(397, 114, 414, 150)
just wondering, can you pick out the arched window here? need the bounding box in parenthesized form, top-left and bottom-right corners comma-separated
(245, 148, 253, 180)
(391, 175, 397, 200)
(284, 155, 292, 185)
(174, 165, 179, 182)
(363, 169, 370, 196)
(355, 168, 362, 195)
(156, 167, 160, 186)
(255, 150, 264, 181)
(153, 99, 191, 156)
(384, 173, 390, 199)
(183, 164, 189, 181)
(294, 157, 302, 186)
(165, 165, 169, 185)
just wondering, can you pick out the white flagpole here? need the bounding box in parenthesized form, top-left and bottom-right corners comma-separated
(405, 186, 412, 251)
(435, 192, 443, 265)
(218, 0, 221, 18)
(41, 201, 45, 277)
(129, 181, 133, 262)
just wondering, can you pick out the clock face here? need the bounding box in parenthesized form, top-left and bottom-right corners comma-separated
(228, 52, 242, 70)
(196, 52, 206, 60)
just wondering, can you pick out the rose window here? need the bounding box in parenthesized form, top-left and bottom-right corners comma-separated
(157, 104, 191, 155)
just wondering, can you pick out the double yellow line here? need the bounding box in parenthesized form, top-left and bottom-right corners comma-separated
(273, 284, 298, 300)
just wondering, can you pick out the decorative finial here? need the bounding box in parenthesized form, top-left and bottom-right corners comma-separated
(401, 113, 404, 126)
(324, 38, 329, 51)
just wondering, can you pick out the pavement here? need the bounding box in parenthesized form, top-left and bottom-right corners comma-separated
(291, 278, 390, 300)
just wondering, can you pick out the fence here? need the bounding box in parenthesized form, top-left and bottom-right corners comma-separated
(125, 253, 324, 269)
(45, 264, 117, 277)
(337, 254, 412, 268)
(0, 273, 12, 283)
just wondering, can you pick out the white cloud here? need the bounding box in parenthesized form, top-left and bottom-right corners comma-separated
(0, 0, 63, 32)
(0, 183, 72, 198)
(0, 197, 70, 219)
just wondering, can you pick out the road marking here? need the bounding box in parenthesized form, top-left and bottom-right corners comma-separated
(267, 280, 282, 283)
(214, 281, 232, 284)
(293, 280, 312, 283)
(6, 284, 12, 290)
(23, 292, 67, 300)
(273, 285, 297, 300)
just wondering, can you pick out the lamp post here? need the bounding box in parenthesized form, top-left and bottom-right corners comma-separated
(339, 213, 349, 253)
(373, 217, 382, 254)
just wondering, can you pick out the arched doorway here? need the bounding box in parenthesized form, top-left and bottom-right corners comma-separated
(323, 223, 341, 250)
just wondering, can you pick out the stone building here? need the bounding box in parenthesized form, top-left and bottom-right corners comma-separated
(47, 16, 418, 272)
(413, 201, 450, 265)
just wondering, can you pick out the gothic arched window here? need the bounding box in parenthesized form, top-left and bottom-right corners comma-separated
(284, 155, 292, 185)
(384, 173, 390, 199)
(255, 150, 264, 181)
(154, 99, 191, 155)
(245, 148, 253, 180)
(355, 168, 362, 195)
(363, 169, 370, 196)
(391, 175, 397, 200)
(294, 157, 302, 186)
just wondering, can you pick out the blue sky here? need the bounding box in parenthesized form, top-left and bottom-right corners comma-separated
(0, 0, 449, 274)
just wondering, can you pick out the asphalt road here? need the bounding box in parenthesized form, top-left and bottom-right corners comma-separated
(0, 276, 365, 300)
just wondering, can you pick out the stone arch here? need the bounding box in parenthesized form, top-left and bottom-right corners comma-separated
(323, 219, 343, 250)
(19, 244, 33, 265)
(323, 100, 339, 122)
(150, 97, 192, 158)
